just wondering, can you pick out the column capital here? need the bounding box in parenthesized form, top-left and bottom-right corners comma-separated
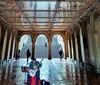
(89, 12, 98, 34)
(76, 22, 82, 29)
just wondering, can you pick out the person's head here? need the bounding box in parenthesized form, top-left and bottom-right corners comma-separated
(31, 57, 36, 63)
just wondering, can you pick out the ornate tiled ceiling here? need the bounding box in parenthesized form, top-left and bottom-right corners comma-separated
(0, 0, 97, 31)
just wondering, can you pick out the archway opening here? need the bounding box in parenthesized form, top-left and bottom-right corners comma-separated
(35, 34, 48, 58)
(51, 34, 65, 59)
(19, 34, 32, 58)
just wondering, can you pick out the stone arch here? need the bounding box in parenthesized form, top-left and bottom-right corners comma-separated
(18, 32, 33, 42)
(33, 32, 49, 43)
(50, 32, 66, 59)
(19, 34, 32, 58)
(34, 33, 49, 58)
(50, 32, 66, 43)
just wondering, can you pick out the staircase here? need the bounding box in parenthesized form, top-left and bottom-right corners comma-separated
(20, 36, 62, 58)
(51, 44, 61, 58)
(35, 44, 48, 58)
(20, 44, 32, 58)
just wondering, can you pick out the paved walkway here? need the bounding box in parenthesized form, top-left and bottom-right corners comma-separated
(0, 58, 100, 85)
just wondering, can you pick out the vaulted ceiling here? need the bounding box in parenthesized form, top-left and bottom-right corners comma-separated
(0, 0, 97, 32)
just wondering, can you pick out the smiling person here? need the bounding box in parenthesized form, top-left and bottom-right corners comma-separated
(27, 57, 43, 85)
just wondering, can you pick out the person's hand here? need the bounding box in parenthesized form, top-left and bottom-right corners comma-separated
(26, 68, 29, 72)
(36, 68, 38, 72)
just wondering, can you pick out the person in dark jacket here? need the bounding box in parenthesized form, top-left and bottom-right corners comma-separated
(26, 49, 31, 64)
(59, 48, 63, 61)
(16, 49, 20, 61)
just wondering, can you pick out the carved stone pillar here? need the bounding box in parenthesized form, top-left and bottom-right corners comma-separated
(87, 13, 100, 73)
(71, 37, 74, 60)
(7, 34, 12, 61)
(80, 28, 85, 63)
(68, 40, 71, 59)
(11, 36, 16, 59)
(32, 40, 35, 58)
(64, 32, 68, 59)
(48, 39, 51, 60)
(74, 31, 79, 61)
(15, 33, 19, 59)
(64, 40, 68, 59)
(17, 40, 19, 52)
(1, 30, 7, 62)
(0, 26, 1, 63)
(77, 23, 85, 63)
(87, 13, 95, 65)
(0, 26, 1, 40)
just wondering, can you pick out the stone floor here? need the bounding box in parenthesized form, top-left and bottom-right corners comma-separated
(0, 58, 100, 85)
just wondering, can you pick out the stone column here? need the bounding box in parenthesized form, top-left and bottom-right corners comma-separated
(11, 36, 16, 59)
(15, 35, 19, 59)
(1, 30, 7, 63)
(0, 26, 1, 63)
(74, 31, 79, 62)
(71, 37, 74, 60)
(0, 26, 1, 40)
(68, 40, 71, 59)
(87, 13, 100, 73)
(78, 23, 85, 63)
(88, 13, 96, 66)
(7, 34, 12, 61)
(64, 40, 68, 59)
(48, 39, 51, 60)
(80, 28, 85, 63)
(32, 40, 35, 58)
